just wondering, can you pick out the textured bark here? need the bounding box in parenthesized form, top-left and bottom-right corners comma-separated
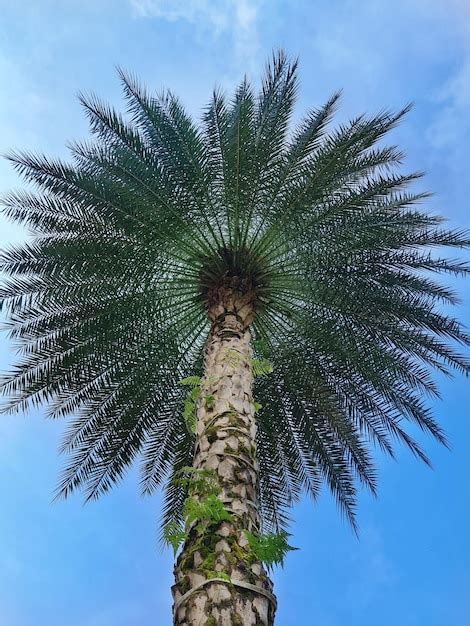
(172, 283, 276, 626)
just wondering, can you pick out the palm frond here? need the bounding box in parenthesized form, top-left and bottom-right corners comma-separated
(1, 51, 469, 537)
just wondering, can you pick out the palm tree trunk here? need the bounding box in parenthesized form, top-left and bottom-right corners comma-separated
(172, 284, 276, 625)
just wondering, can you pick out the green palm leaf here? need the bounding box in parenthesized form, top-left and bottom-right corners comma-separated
(1, 51, 469, 537)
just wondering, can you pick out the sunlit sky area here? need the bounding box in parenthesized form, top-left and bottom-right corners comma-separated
(0, 1, 469, 625)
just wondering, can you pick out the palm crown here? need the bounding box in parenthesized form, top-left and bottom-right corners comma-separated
(1, 52, 469, 536)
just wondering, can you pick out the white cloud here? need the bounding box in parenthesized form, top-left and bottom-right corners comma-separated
(129, 0, 263, 73)
(427, 59, 470, 149)
(418, 0, 470, 124)
(232, 0, 261, 71)
(130, 0, 230, 32)
(420, 0, 470, 209)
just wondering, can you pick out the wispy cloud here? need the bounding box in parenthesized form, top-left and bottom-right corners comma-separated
(130, 0, 230, 32)
(420, 0, 470, 209)
(232, 0, 260, 70)
(428, 60, 470, 149)
(129, 0, 263, 73)
(425, 1, 470, 149)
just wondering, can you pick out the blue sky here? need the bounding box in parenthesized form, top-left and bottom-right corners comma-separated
(0, 1, 469, 624)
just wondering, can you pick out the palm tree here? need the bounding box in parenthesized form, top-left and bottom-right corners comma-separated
(1, 52, 469, 625)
